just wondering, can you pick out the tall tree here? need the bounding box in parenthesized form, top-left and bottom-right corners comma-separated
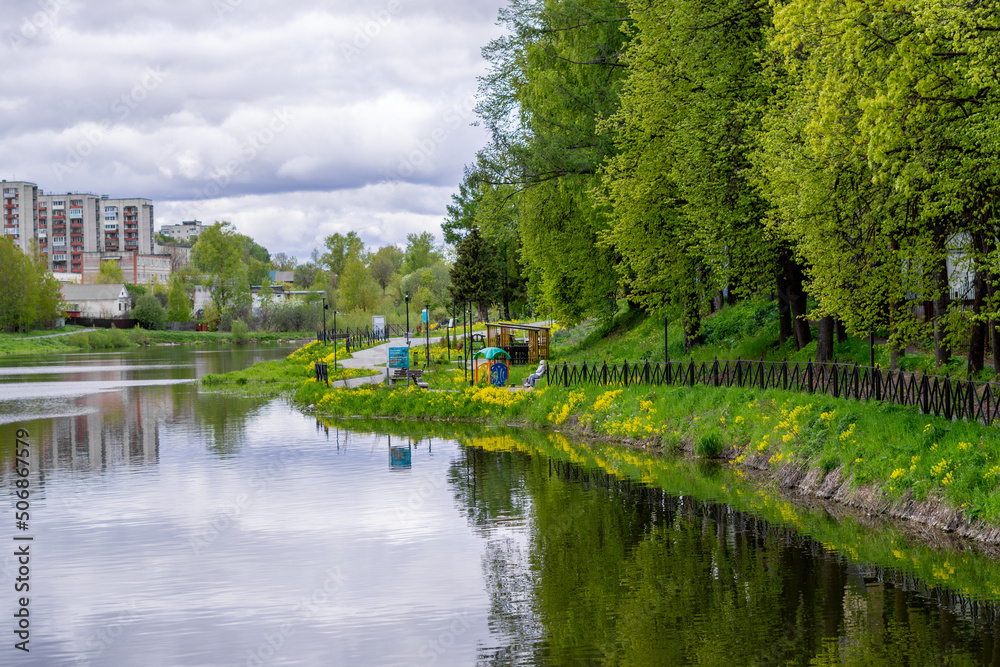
(370, 245, 404, 295)
(450, 227, 497, 320)
(192, 221, 251, 321)
(402, 232, 442, 275)
(475, 0, 629, 324)
(320, 232, 365, 281)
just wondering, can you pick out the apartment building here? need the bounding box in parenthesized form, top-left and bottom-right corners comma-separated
(100, 197, 154, 256)
(37, 192, 101, 274)
(2, 180, 39, 255)
(159, 219, 202, 243)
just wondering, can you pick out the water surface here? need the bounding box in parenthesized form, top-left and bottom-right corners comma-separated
(1, 346, 999, 665)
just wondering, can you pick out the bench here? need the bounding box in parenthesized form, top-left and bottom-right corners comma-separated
(390, 368, 428, 389)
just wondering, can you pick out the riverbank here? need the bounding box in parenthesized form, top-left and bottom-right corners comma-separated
(294, 371, 1000, 542)
(0, 327, 313, 355)
(200, 333, 1000, 544)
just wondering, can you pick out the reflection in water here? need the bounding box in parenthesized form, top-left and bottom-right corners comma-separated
(453, 442, 1000, 665)
(3, 345, 1000, 664)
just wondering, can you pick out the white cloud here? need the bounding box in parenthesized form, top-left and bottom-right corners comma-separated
(0, 0, 507, 256)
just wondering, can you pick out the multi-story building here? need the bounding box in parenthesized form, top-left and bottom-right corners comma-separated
(100, 197, 154, 256)
(2, 180, 39, 255)
(37, 193, 101, 274)
(159, 220, 202, 244)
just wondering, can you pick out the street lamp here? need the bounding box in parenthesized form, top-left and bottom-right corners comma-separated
(405, 293, 411, 388)
(333, 309, 339, 370)
(321, 296, 328, 344)
(404, 293, 410, 344)
(425, 303, 430, 370)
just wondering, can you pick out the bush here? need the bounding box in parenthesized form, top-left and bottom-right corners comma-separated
(132, 294, 167, 330)
(694, 431, 725, 458)
(230, 320, 250, 344)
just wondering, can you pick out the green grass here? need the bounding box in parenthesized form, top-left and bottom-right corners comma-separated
(200, 338, 379, 397)
(549, 299, 982, 380)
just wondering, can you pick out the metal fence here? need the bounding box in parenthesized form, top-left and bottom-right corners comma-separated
(548, 358, 1000, 426)
(316, 324, 408, 347)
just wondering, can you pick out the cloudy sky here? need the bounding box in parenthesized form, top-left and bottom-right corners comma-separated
(0, 0, 506, 261)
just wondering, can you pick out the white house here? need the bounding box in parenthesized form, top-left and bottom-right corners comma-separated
(61, 284, 130, 318)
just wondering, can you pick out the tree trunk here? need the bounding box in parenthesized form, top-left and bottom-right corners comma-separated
(888, 235, 906, 371)
(816, 315, 834, 362)
(784, 255, 811, 349)
(932, 226, 951, 368)
(968, 232, 987, 378)
(683, 279, 703, 351)
(776, 265, 792, 346)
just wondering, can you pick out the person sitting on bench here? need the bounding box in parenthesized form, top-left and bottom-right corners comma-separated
(523, 360, 546, 388)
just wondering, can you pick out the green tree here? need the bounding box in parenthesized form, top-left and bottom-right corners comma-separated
(370, 245, 405, 295)
(94, 260, 125, 285)
(321, 232, 365, 281)
(401, 232, 442, 275)
(475, 0, 630, 323)
(166, 274, 192, 323)
(0, 239, 62, 333)
(450, 227, 497, 319)
(339, 256, 380, 312)
(132, 293, 167, 330)
(192, 221, 251, 322)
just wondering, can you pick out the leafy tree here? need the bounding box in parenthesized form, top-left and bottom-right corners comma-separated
(339, 256, 380, 312)
(0, 238, 62, 332)
(475, 0, 630, 323)
(192, 221, 251, 322)
(166, 274, 192, 323)
(402, 232, 442, 275)
(321, 232, 365, 280)
(132, 293, 167, 330)
(401, 264, 452, 312)
(370, 245, 405, 295)
(94, 260, 125, 285)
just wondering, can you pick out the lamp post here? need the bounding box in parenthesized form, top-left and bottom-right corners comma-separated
(321, 296, 328, 344)
(333, 309, 339, 370)
(425, 303, 430, 370)
(404, 293, 411, 388)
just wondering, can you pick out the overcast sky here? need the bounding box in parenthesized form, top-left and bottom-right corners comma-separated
(0, 0, 505, 261)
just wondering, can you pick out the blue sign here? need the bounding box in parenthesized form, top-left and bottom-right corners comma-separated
(489, 362, 508, 387)
(422, 309, 428, 323)
(388, 347, 409, 369)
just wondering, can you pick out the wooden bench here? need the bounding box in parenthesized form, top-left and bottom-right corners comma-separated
(390, 368, 428, 389)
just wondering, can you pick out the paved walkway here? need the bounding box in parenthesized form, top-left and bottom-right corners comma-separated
(21, 328, 95, 339)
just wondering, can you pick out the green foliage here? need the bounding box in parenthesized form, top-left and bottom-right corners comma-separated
(0, 238, 62, 333)
(192, 221, 251, 322)
(695, 432, 724, 458)
(95, 259, 125, 284)
(230, 319, 250, 344)
(321, 232, 365, 279)
(402, 231, 442, 275)
(131, 293, 167, 330)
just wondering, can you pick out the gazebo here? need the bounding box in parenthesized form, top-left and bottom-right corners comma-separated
(473, 347, 512, 386)
(485, 323, 550, 365)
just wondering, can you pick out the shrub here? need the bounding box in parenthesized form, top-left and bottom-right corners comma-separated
(132, 294, 167, 330)
(230, 320, 250, 344)
(695, 431, 725, 457)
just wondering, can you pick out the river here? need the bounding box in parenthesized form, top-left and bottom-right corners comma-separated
(1, 344, 999, 665)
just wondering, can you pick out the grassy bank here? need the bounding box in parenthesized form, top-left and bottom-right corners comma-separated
(299, 374, 999, 512)
(201, 339, 379, 396)
(0, 327, 313, 355)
